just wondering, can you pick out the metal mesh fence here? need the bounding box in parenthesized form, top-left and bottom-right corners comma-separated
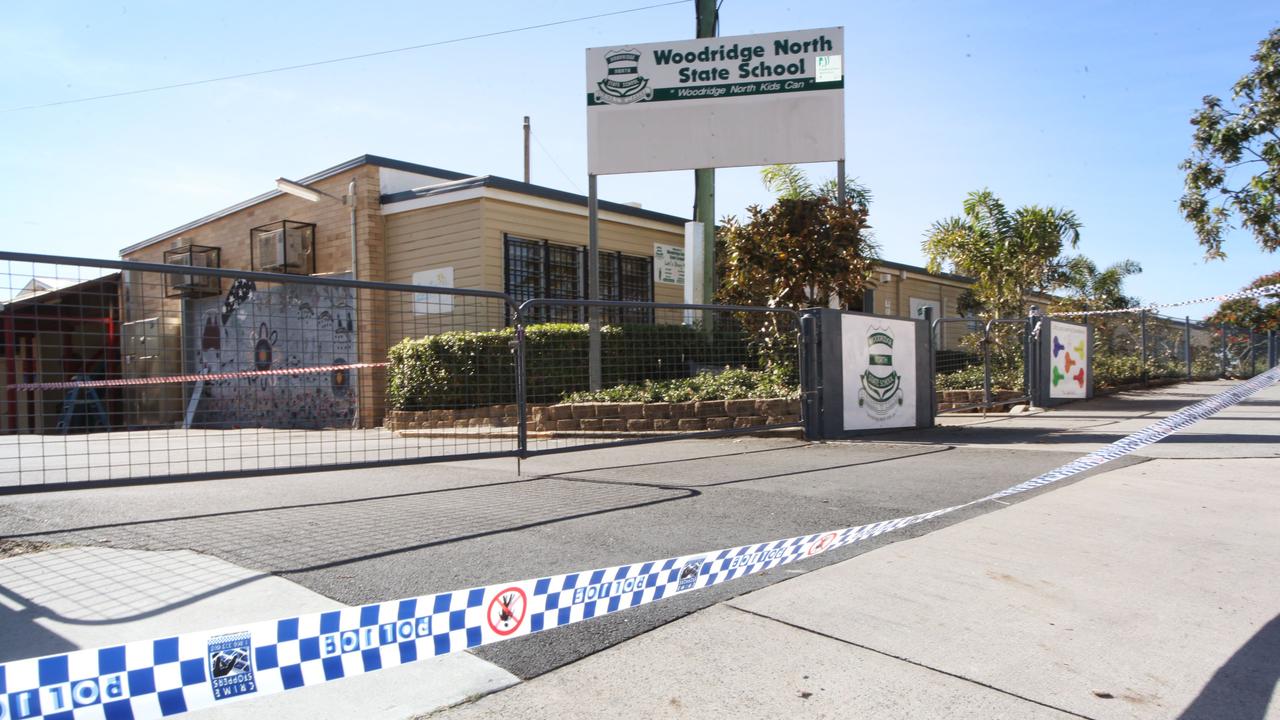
(517, 299, 803, 454)
(1188, 320, 1219, 380)
(1144, 313, 1190, 381)
(1222, 326, 1273, 378)
(1, 252, 518, 489)
(1087, 312, 1278, 387)
(1089, 314, 1145, 388)
(932, 317, 1029, 413)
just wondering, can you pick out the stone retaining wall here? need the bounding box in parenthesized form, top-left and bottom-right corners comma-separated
(937, 389, 1024, 412)
(384, 398, 802, 432)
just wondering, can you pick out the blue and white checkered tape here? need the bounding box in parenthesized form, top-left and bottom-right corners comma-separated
(2, 366, 1275, 720)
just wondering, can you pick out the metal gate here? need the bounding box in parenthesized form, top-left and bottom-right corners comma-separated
(1, 252, 805, 491)
(1, 251, 519, 489)
(931, 315, 1034, 414)
(514, 298, 804, 457)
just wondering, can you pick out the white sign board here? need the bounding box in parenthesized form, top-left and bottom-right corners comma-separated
(842, 314, 917, 430)
(586, 27, 845, 174)
(412, 267, 454, 315)
(1049, 320, 1088, 398)
(654, 243, 684, 285)
(909, 297, 941, 344)
(908, 297, 939, 321)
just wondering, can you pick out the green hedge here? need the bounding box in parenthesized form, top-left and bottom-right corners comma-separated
(935, 362, 1024, 391)
(387, 322, 754, 410)
(562, 368, 798, 403)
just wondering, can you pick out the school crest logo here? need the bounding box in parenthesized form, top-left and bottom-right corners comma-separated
(594, 49, 653, 105)
(859, 328, 904, 418)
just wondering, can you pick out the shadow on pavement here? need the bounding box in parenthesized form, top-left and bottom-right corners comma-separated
(1178, 613, 1280, 720)
(6, 478, 700, 577)
(539, 446, 957, 489)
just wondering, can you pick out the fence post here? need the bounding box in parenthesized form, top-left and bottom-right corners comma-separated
(1270, 330, 1277, 369)
(1220, 324, 1228, 378)
(1139, 309, 1148, 385)
(1026, 306, 1040, 408)
(1184, 316, 1192, 379)
(514, 318, 528, 458)
(981, 321, 993, 411)
(923, 306, 936, 416)
(800, 310, 822, 441)
(1250, 329, 1257, 376)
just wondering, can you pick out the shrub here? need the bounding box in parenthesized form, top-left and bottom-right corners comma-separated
(386, 322, 755, 409)
(562, 367, 798, 403)
(935, 362, 1024, 391)
(1092, 352, 1144, 388)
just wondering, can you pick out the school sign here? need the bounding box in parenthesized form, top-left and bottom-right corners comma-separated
(586, 27, 845, 174)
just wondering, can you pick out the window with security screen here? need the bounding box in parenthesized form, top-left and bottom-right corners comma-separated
(503, 234, 653, 324)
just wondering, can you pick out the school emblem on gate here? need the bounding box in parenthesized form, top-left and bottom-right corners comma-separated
(859, 328, 904, 418)
(594, 49, 653, 105)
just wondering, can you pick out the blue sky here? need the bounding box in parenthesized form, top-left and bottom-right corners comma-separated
(1, 0, 1276, 317)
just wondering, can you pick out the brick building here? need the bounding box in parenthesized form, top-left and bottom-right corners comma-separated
(111, 153, 1040, 429)
(117, 155, 688, 428)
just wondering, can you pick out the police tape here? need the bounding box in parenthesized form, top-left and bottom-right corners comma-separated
(5, 363, 387, 392)
(1, 367, 1276, 720)
(1048, 282, 1280, 317)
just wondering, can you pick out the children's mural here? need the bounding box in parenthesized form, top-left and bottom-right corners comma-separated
(189, 280, 358, 428)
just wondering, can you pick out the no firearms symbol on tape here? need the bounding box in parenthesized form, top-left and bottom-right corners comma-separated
(487, 587, 528, 636)
(806, 532, 838, 557)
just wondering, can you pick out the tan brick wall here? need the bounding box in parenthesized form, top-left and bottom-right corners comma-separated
(120, 165, 389, 425)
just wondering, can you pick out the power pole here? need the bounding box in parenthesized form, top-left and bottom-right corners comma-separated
(523, 116, 531, 183)
(694, 0, 717, 305)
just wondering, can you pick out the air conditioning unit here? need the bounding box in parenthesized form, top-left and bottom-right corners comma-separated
(163, 243, 221, 297)
(251, 220, 315, 275)
(255, 230, 305, 272)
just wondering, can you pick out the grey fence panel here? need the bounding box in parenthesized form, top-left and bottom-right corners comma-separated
(932, 318, 987, 413)
(1144, 312, 1191, 381)
(516, 298, 803, 455)
(1, 251, 520, 490)
(932, 316, 1030, 414)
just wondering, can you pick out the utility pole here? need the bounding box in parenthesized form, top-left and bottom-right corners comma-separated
(694, 0, 717, 305)
(523, 116, 531, 183)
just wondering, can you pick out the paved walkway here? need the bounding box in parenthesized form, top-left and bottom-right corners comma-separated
(435, 379, 1280, 719)
(1, 379, 1276, 718)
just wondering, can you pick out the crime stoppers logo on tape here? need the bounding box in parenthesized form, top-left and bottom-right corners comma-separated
(0, 366, 1275, 720)
(207, 632, 256, 701)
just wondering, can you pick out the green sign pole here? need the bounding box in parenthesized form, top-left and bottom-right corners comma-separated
(694, 0, 717, 306)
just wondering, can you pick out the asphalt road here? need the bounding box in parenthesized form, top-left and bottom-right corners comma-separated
(0, 426, 1152, 679)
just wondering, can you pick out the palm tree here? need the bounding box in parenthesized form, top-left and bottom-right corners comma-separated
(923, 189, 1082, 319)
(760, 164, 873, 211)
(1051, 256, 1142, 313)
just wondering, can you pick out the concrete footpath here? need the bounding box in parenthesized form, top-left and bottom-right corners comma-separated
(435, 380, 1280, 720)
(0, 547, 518, 718)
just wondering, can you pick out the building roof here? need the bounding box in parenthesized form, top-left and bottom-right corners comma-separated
(874, 258, 975, 284)
(119, 156, 471, 256)
(119, 155, 685, 256)
(380, 174, 688, 227)
(5, 273, 120, 310)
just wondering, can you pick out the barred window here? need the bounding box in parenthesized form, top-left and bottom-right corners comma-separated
(503, 235, 653, 324)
